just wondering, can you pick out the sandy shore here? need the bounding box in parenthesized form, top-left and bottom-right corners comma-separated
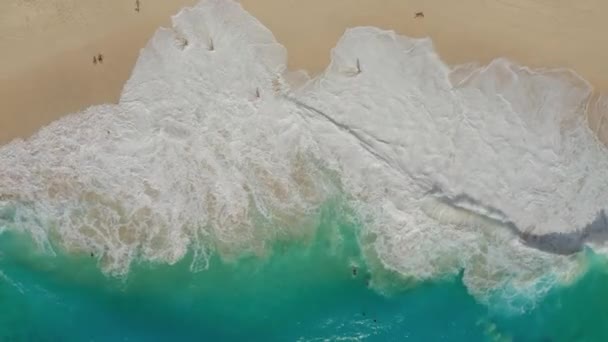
(1, 0, 607, 144)
(0, 0, 198, 145)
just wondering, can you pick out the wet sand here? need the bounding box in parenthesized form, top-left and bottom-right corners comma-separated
(1, 0, 607, 144)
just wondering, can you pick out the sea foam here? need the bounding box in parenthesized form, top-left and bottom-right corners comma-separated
(1, 0, 607, 303)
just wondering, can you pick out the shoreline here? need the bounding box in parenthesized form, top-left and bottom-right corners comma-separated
(1, 0, 608, 144)
(240, 0, 608, 90)
(0, 0, 199, 145)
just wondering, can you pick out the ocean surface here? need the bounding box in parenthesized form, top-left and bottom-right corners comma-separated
(1, 0, 608, 340)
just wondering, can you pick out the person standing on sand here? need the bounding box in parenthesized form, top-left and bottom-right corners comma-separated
(93, 56, 97, 64)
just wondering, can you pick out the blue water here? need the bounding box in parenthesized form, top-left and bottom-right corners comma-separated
(1, 202, 607, 341)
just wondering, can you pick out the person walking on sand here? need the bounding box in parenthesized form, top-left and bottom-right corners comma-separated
(93, 56, 97, 65)
(97, 53, 104, 63)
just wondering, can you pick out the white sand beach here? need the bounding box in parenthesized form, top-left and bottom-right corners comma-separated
(1, 0, 607, 144)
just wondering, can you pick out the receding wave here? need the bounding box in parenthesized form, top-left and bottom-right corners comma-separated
(1, 0, 607, 305)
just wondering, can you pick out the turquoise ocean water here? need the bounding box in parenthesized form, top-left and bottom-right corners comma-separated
(1, 201, 606, 341)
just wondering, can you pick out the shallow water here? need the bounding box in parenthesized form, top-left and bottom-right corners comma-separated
(1, 203, 608, 341)
(1, 0, 608, 339)
(0, 202, 483, 341)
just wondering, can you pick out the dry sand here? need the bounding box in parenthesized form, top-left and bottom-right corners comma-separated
(0, 0, 198, 144)
(1, 0, 608, 144)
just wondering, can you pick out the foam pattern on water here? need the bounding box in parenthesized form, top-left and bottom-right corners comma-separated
(1, 0, 607, 303)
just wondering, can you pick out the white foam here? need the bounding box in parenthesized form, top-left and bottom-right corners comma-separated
(0, 0, 606, 303)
